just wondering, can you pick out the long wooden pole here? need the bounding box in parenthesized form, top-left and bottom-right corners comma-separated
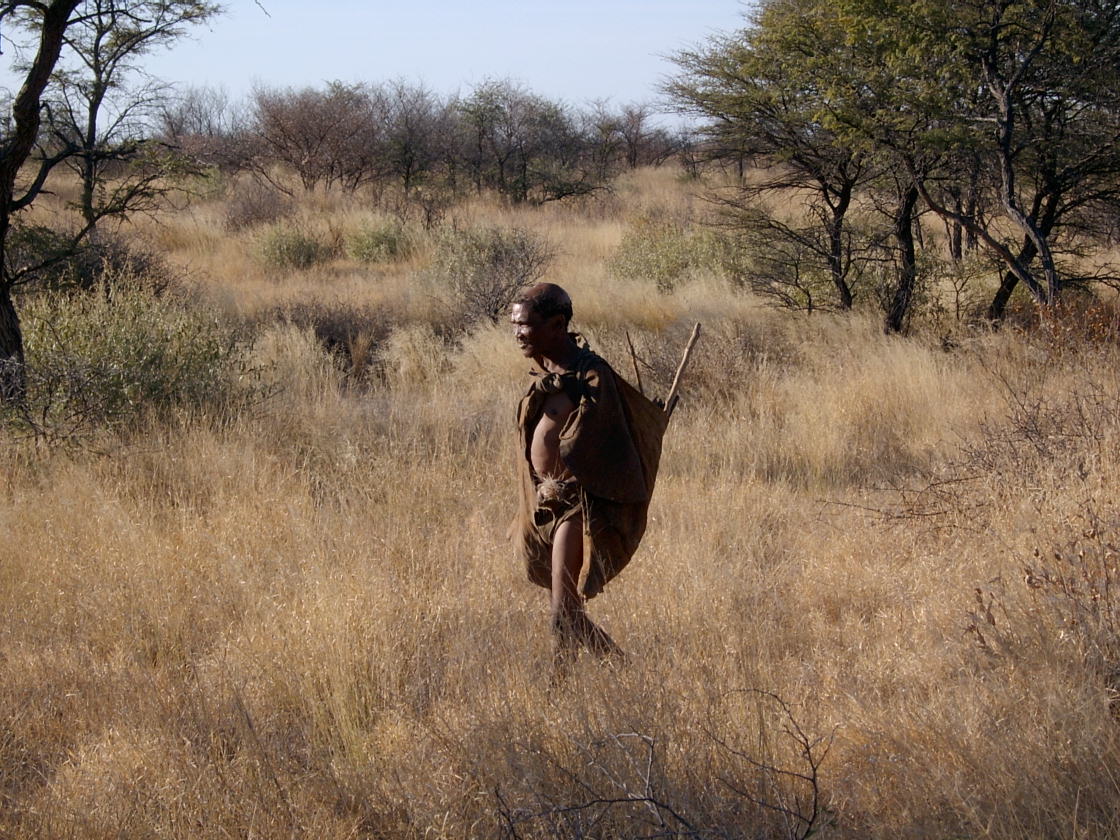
(664, 322, 701, 418)
(625, 330, 645, 396)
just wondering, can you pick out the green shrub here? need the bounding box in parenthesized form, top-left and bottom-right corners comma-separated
(259, 224, 333, 270)
(608, 212, 728, 292)
(9, 283, 256, 444)
(347, 220, 416, 264)
(428, 225, 553, 324)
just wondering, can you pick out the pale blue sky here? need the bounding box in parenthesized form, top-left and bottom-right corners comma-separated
(3, 1, 751, 118)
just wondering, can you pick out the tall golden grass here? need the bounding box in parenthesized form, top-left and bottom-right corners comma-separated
(3, 166, 1120, 838)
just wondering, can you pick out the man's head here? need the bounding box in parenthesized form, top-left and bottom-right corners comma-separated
(513, 283, 572, 325)
(510, 283, 573, 360)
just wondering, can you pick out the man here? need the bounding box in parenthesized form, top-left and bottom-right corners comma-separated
(510, 283, 667, 671)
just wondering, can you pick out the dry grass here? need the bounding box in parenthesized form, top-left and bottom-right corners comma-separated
(4, 168, 1120, 838)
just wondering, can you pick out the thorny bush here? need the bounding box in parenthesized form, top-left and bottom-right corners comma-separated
(4, 281, 258, 448)
(6, 224, 180, 295)
(258, 223, 336, 270)
(609, 210, 728, 293)
(346, 219, 417, 264)
(428, 225, 553, 325)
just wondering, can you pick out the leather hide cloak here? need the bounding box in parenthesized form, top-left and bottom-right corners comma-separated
(514, 347, 667, 599)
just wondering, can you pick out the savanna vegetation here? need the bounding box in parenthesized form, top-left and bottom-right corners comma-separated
(3, 1, 1120, 838)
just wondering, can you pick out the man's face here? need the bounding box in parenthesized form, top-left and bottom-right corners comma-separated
(510, 302, 561, 358)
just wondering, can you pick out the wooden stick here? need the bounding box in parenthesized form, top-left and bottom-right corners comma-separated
(664, 322, 702, 418)
(624, 330, 645, 396)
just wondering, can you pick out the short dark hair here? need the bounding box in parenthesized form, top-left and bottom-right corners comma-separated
(513, 283, 573, 325)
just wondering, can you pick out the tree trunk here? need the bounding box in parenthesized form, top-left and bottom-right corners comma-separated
(912, 170, 1046, 309)
(948, 217, 963, 262)
(985, 198, 1058, 322)
(885, 184, 920, 334)
(827, 183, 854, 310)
(991, 82, 1060, 305)
(0, 283, 26, 402)
(0, 1, 82, 404)
(79, 85, 107, 232)
(985, 238, 1037, 322)
(1002, 201, 1060, 305)
(946, 186, 963, 262)
(964, 159, 982, 253)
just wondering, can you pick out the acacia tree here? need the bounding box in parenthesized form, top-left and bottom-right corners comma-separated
(827, 0, 1120, 320)
(617, 103, 653, 169)
(1, 0, 82, 399)
(583, 100, 624, 182)
(379, 79, 452, 197)
(667, 2, 876, 311)
(0, 0, 218, 400)
(456, 79, 599, 204)
(672, 0, 1120, 326)
(158, 84, 254, 173)
(158, 83, 234, 138)
(582, 101, 679, 181)
(250, 81, 383, 193)
(43, 0, 219, 236)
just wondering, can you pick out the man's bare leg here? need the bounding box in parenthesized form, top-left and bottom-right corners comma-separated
(551, 516, 622, 674)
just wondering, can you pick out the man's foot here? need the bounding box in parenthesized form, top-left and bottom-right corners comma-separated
(582, 618, 625, 665)
(551, 611, 625, 673)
